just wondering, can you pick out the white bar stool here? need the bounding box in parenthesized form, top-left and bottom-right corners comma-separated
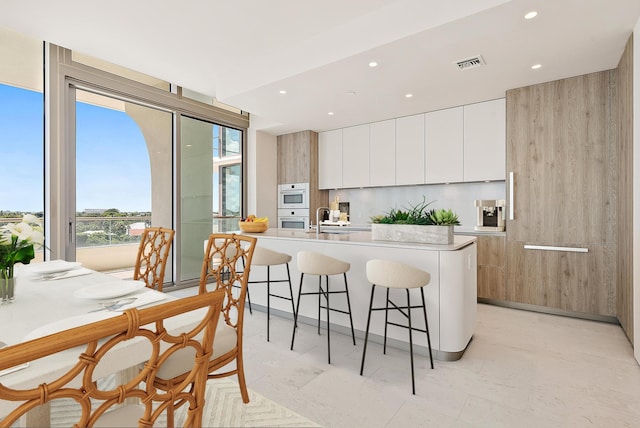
(290, 251, 356, 364)
(360, 259, 434, 395)
(247, 246, 296, 341)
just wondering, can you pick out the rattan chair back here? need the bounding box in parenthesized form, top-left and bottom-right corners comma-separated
(0, 291, 225, 428)
(133, 227, 175, 291)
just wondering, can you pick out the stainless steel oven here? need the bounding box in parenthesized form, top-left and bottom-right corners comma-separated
(278, 182, 309, 209)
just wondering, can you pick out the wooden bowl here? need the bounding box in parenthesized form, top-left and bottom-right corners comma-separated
(238, 220, 268, 233)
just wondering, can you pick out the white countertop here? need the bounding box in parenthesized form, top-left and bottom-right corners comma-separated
(242, 228, 476, 251)
(311, 224, 506, 236)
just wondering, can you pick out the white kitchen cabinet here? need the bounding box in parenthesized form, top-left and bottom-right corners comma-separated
(342, 124, 370, 188)
(369, 119, 395, 187)
(318, 129, 343, 189)
(425, 106, 463, 183)
(463, 98, 506, 182)
(395, 114, 425, 185)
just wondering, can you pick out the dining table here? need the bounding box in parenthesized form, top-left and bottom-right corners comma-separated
(0, 260, 194, 425)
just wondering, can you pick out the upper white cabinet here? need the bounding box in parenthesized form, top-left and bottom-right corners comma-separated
(369, 119, 396, 187)
(316, 98, 505, 189)
(318, 129, 343, 189)
(342, 124, 370, 188)
(425, 106, 463, 183)
(463, 98, 506, 182)
(395, 114, 425, 185)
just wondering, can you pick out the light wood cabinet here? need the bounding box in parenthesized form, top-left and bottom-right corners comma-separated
(277, 130, 328, 216)
(277, 131, 312, 184)
(505, 241, 616, 316)
(425, 107, 463, 184)
(476, 235, 506, 301)
(369, 119, 395, 187)
(395, 114, 425, 185)
(342, 124, 370, 188)
(505, 71, 617, 317)
(463, 98, 506, 182)
(318, 129, 343, 189)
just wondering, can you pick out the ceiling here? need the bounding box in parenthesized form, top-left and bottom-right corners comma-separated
(1, 0, 639, 136)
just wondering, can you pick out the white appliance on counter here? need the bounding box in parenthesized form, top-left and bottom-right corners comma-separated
(278, 183, 310, 229)
(474, 199, 506, 231)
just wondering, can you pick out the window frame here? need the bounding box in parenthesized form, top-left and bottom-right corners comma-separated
(46, 43, 249, 286)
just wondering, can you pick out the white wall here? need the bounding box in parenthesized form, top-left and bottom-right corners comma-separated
(246, 128, 278, 223)
(330, 181, 505, 230)
(633, 20, 640, 365)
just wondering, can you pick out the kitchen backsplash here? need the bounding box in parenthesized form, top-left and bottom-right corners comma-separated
(330, 181, 506, 230)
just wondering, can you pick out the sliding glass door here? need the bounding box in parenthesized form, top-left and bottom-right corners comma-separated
(180, 116, 243, 281)
(73, 89, 173, 279)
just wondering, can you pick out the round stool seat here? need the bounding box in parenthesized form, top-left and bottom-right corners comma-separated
(297, 251, 350, 276)
(366, 259, 430, 289)
(252, 247, 292, 266)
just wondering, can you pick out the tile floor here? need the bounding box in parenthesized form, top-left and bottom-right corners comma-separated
(170, 288, 640, 427)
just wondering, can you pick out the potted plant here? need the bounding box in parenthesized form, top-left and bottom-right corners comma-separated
(370, 197, 460, 244)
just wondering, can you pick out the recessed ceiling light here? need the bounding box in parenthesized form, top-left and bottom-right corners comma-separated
(524, 11, 538, 19)
(531, 64, 542, 70)
(279, 90, 287, 94)
(405, 93, 413, 98)
(328, 112, 334, 115)
(368, 61, 378, 68)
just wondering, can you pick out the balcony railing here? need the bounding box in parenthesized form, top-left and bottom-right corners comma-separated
(2, 215, 241, 275)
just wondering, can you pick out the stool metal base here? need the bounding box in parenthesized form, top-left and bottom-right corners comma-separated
(248, 263, 296, 341)
(290, 272, 356, 364)
(360, 284, 434, 395)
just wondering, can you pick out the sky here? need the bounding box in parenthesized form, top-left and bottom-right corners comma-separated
(0, 84, 151, 213)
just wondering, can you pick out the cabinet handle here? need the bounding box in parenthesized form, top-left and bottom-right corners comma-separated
(524, 244, 588, 253)
(508, 171, 514, 220)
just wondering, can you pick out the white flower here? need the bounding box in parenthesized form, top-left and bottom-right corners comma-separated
(0, 215, 45, 249)
(22, 214, 41, 225)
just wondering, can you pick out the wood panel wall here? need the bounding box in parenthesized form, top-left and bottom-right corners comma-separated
(616, 35, 634, 343)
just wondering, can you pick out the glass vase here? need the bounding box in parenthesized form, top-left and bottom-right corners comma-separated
(1, 269, 15, 304)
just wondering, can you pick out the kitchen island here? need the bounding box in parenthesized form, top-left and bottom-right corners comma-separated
(243, 229, 477, 361)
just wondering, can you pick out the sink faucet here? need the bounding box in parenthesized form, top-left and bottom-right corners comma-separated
(316, 207, 330, 235)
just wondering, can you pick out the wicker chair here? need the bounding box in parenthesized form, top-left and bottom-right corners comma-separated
(0, 291, 225, 427)
(156, 233, 257, 415)
(133, 227, 175, 291)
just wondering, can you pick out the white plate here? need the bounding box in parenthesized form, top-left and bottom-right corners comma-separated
(73, 280, 146, 299)
(26, 260, 82, 275)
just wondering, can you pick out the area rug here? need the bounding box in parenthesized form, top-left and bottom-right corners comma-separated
(178, 377, 320, 427)
(49, 377, 320, 427)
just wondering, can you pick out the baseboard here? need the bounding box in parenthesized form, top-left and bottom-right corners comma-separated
(477, 298, 620, 324)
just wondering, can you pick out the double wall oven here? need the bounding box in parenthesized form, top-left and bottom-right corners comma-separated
(277, 183, 310, 229)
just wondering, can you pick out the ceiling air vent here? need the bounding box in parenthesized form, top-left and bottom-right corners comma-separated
(454, 55, 485, 71)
